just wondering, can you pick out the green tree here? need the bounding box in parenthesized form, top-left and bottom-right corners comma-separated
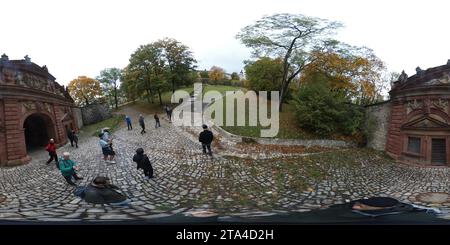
(293, 79, 363, 137)
(127, 44, 169, 105)
(236, 13, 342, 111)
(97, 67, 122, 109)
(230, 72, 240, 81)
(155, 38, 197, 93)
(244, 57, 283, 92)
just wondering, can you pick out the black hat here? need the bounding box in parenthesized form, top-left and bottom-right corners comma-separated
(136, 148, 144, 154)
(202, 124, 208, 129)
(98, 133, 104, 138)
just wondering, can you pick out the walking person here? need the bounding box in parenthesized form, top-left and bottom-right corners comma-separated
(59, 152, 83, 186)
(102, 128, 113, 151)
(164, 105, 170, 118)
(67, 129, 75, 147)
(125, 115, 133, 130)
(99, 133, 116, 163)
(132, 148, 154, 179)
(139, 114, 146, 134)
(154, 113, 160, 128)
(72, 130, 79, 148)
(167, 106, 172, 122)
(45, 138, 59, 168)
(199, 124, 214, 156)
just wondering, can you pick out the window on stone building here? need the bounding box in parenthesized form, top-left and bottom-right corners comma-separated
(407, 137, 421, 154)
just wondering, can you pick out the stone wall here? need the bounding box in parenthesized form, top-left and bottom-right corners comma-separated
(73, 107, 83, 129)
(81, 103, 112, 126)
(212, 124, 357, 148)
(365, 101, 391, 151)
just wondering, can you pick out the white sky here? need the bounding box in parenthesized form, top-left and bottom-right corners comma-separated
(2, 0, 450, 85)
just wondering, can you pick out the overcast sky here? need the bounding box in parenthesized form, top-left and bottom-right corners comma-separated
(2, 0, 450, 85)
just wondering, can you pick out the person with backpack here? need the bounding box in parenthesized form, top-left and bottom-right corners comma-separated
(59, 152, 83, 186)
(154, 113, 161, 128)
(132, 148, 154, 179)
(45, 138, 59, 168)
(199, 124, 214, 156)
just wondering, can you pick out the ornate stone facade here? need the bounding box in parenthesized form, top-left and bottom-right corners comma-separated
(0, 54, 78, 166)
(387, 61, 450, 166)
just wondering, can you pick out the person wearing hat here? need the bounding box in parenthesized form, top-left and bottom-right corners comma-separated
(59, 152, 83, 186)
(132, 148, 154, 179)
(199, 124, 214, 156)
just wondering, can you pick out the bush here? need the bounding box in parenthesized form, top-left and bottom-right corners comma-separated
(293, 81, 363, 137)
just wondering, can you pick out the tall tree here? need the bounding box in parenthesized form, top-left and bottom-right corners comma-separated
(155, 38, 197, 93)
(68, 76, 103, 106)
(236, 13, 342, 111)
(97, 67, 122, 109)
(128, 44, 168, 105)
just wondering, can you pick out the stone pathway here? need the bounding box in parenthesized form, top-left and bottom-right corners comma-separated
(1, 108, 450, 221)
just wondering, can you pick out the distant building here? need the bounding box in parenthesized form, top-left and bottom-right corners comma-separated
(0, 54, 79, 166)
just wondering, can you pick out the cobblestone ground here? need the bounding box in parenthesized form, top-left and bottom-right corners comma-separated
(1, 115, 450, 221)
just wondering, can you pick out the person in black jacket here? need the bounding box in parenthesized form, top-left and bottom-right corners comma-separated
(132, 148, 154, 179)
(199, 124, 214, 156)
(76, 176, 130, 206)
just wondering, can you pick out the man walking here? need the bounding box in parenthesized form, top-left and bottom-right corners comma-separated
(72, 130, 79, 148)
(67, 129, 75, 147)
(46, 138, 59, 168)
(139, 114, 146, 134)
(59, 152, 83, 186)
(167, 106, 172, 122)
(132, 148, 154, 179)
(154, 113, 160, 128)
(199, 124, 214, 156)
(125, 115, 133, 130)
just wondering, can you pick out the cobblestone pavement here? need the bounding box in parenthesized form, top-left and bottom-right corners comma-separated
(1, 113, 450, 221)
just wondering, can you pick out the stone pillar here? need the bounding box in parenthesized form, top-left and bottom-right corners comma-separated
(3, 99, 28, 165)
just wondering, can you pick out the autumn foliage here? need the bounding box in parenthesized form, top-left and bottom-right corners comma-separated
(68, 76, 103, 106)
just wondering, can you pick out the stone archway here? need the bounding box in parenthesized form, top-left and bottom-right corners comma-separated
(23, 113, 56, 151)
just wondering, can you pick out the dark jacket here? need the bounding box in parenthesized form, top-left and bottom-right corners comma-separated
(83, 183, 127, 204)
(139, 117, 145, 126)
(199, 130, 214, 144)
(133, 153, 153, 170)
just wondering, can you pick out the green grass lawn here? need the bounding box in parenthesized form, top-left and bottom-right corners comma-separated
(78, 114, 125, 138)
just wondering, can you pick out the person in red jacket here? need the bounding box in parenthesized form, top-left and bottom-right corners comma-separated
(46, 138, 59, 168)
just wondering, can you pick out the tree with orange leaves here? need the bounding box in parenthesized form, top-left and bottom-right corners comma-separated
(68, 76, 103, 106)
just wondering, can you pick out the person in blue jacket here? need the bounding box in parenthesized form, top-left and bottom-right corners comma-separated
(125, 115, 132, 130)
(59, 152, 83, 186)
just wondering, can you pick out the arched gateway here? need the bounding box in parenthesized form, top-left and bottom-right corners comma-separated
(0, 54, 78, 166)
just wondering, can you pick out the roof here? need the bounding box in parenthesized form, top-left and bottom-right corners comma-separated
(390, 61, 450, 96)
